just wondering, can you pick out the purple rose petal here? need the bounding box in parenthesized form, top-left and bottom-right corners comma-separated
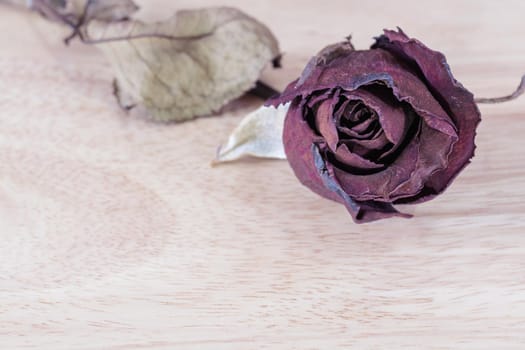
(270, 29, 480, 223)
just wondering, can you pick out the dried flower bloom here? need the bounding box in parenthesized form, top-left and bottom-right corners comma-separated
(268, 28, 481, 223)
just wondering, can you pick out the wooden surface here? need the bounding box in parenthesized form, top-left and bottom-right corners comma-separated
(1, 1, 525, 349)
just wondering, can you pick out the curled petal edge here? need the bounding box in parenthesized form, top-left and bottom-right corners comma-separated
(312, 144, 412, 223)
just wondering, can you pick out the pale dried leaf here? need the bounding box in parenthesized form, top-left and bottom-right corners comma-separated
(84, 7, 280, 121)
(29, 0, 138, 27)
(215, 103, 289, 164)
(82, 0, 138, 22)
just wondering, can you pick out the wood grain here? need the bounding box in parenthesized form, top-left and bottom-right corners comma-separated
(1, 1, 525, 349)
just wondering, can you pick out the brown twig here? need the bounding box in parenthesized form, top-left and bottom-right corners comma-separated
(249, 81, 280, 100)
(475, 74, 525, 104)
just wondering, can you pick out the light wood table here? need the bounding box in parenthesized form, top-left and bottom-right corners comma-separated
(1, 1, 524, 349)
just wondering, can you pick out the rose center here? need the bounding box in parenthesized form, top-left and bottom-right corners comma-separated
(329, 97, 392, 162)
(337, 101, 380, 138)
(308, 86, 415, 173)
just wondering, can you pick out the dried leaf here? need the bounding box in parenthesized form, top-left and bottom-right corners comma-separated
(29, 0, 138, 28)
(215, 103, 289, 164)
(80, 0, 138, 22)
(4, 1, 281, 121)
(83, 7, 280, 122)
(10, 0, 139, 44)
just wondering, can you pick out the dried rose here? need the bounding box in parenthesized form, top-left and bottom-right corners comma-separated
(267, 28, 481, 223)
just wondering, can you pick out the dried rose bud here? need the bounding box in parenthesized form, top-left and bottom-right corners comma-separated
(268, 28, 481, 223)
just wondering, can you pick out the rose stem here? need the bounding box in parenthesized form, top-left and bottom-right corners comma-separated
(249, 81, 280, 100)
(475, 74, 525, 104)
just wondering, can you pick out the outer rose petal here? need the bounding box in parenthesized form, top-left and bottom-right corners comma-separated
(329, 118, 455, 202)
(284, 101, 410, 222)
(283, 99, 341, 203)
(374, 28, 481, 202)
(388, 123, 455, 200)
(313, 144, 412, 222)
(267, 48, 457, 138)
(315, 98, 340, 151)
(333, 126, 421, 201)
(333, 143, 384, 170)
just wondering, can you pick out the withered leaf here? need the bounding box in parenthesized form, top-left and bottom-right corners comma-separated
(215, 104, 289, 164)
(2, 0, 139, 44)
(83, 6, 280, 122)
(29, 0, 138, 30)
(78, 0, 138, 23)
